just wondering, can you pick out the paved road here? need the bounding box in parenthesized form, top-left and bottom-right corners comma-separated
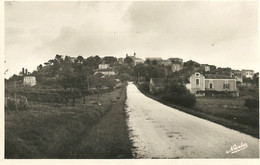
(126, 82, 259, 158)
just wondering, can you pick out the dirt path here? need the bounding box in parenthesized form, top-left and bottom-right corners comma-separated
(126, 82, 259, 158)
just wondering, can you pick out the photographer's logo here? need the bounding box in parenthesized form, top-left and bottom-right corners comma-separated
(226, 142, 248, 154)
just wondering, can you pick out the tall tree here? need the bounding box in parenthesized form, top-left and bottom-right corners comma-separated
(124, 57, 134, 66)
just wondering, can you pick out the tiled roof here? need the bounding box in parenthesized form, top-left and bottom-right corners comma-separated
(205, 74, 235, 79)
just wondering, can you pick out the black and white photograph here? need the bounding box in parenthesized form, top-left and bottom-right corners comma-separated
(2, 0, 259, 161)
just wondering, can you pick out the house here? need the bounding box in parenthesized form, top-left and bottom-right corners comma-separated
(187, 72, 206, 96)
(98, 64, 110, 69)
(201, 64, 211, 72)
(187, 72, 237, 97)
(232, 70, 243, 83)
(172, 63, 183, 72)
(23, 76, 36, 86)
(126, 53, 144, 65)
(134, 57, 144, 65)
(242, 69, 254, 79)
(117, 58, 124, 64)
(95, 69, 116, 76)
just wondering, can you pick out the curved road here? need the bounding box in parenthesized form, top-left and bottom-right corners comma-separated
(126, 83, 259, 158)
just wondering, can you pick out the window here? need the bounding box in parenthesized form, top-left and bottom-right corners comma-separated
(223, 83, 230, 89)
(196, 79, 200, 85)
(195, 73, 200, 77)
(209, 83, 213, 89)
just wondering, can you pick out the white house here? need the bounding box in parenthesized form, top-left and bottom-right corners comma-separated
(242, 70, 254, 79)
(98, 64, 110, 69)
(23, 76, 36, 86)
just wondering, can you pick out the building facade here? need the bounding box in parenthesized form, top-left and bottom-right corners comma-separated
(23, 76, 36, 86)
(98, 64, 110, 69)
(242, 70, 254, 79)
(188, 72, 237, 96)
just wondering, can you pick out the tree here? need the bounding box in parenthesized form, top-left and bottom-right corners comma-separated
(103, 56, 117, 65)
(124, 57, 134, 65)
(74, 65, 93, 103)
(152, 60, 158, 65)
(145, 59, 150, 64)
(55, 54, 63, 63)
(83, 56, 100, 69)
(118, 73, 132, 82)
(77, 55, 84, 63)
(37, 64, 43, 71)
(252, 73, 259, 86)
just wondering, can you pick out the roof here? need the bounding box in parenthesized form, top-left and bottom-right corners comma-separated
(242, 69, 254, 72)
(135, 58, 144, 61)
(204, 74, 235, 79)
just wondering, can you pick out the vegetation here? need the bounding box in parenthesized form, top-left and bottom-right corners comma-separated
(245, 97, 259, 110)
(5, 85, 133, 158)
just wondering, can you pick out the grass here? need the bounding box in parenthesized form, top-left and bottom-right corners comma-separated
(137, 85, 259, 139)
(5, 84, 133, 158)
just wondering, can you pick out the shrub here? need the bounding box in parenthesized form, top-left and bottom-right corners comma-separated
(245, 97, 259, 110)
(139, 82, 150, 93)
(161, 92, 196, 108)
(161, 83, 196, 108)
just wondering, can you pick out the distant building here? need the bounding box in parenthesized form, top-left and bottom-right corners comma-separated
(201, 64, 210, 72)
(171, 63, 183, 72)
(242, 69, 254, 79)
(117, 58, 124, 64)
(23, 76, 36, 86)
(126, 53, 144, 65)
(98, 64, 110, 69)
(200, 64, 217, 72)
(95, 69, 116, 76)
(168, 58, 183, 72)
(232, 70, 243, 83)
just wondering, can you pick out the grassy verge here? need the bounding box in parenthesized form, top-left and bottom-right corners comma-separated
(5, 84, 133, 158)
(137, 85, 259, 139)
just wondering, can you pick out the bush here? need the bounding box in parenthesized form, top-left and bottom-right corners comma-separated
(245, 97, 259, 110)
(5, 96, 28, 111)
(161, 92, 196, 108)
(139, 82, 150, 93)
(161, 83, 196, 108)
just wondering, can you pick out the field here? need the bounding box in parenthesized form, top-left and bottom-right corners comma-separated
(5, 84, 133, 158)
(138, 85, 259, 138)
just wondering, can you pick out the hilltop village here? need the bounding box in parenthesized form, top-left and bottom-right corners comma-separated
(8, 53, 258, 98)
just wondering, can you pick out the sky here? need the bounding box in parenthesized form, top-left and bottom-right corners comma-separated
(4, 1, 259, 78)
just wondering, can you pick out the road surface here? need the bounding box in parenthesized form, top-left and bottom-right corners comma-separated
(126, 82, 259, 158)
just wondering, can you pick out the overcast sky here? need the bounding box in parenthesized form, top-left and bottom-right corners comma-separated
(4, 1, 258, 78)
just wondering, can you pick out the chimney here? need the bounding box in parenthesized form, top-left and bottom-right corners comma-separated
(126, 54, 128, 57)
(25, 69, 28, 75)
(22, 68, 24, 75)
